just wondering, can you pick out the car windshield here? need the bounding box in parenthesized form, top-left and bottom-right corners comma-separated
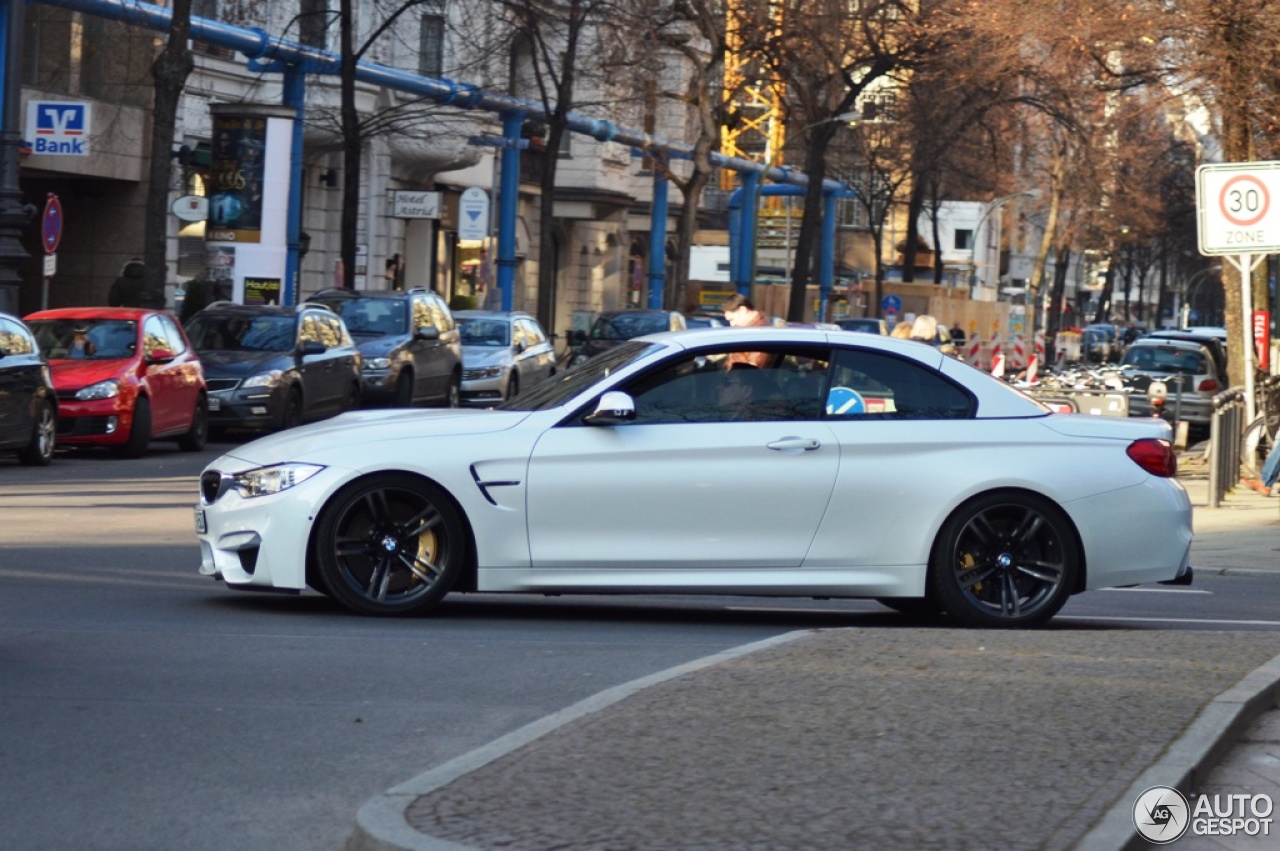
(314, 297, 405, 336)
(1122, 345, 1207, 375)
(590, 313, 669, 341)
(497, 341, 660, 412)
(28, 318, 137, 360)
(458, 317, 511, 346)
(186, 314, 296, 352)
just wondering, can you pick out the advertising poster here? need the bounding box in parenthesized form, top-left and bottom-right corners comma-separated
(206, 245, 236, 302)
(244, 277, 282, 306)
(206, 114, 268, 243)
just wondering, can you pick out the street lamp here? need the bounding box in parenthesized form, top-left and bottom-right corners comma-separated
(968, 189, 1041, 297)
(1180, 265, 1222, 328)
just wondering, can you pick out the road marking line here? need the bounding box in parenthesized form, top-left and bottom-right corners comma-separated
(1097, 587, 1212, 594)
(1059, 615, 1280, 627)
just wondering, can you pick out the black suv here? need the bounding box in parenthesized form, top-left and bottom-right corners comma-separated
(0, 311, 57, 465)
(185, 302, 362, 432)
(308, 288, 462, 407)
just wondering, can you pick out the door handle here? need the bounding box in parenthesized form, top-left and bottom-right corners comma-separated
(766, 436, 821, 452)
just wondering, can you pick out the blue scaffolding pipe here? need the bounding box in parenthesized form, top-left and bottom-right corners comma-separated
(30, 0, 851, 310)
(728, 183, 853, 316)
(648, 166, 668, 310)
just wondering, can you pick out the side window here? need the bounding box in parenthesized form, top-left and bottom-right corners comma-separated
(0, 318, 34, 354)
(159, 315, 188, 356)
(622, 346, 831, 425)
(143, 316, 170, 358)
(522, 319, 547, 345)
(323, 315, 349, 347)
(412, 297, 435, 331)
(330, 315, 353, 347)
(426, 296, 453, 332)
(312, 313, 340, 348)
(299, 314, 322, 345)
(826, 348, 973, 420)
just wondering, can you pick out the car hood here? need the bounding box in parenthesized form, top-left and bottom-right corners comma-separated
(354, 336, 406, 358)
(219, 407, 533, 466)
(48, 358, 135, 390)
(198, 349, 292, 377)
(462, 346, 511, 368)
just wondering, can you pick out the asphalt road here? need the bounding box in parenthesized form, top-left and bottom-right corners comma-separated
(1, 440, 1277, 850)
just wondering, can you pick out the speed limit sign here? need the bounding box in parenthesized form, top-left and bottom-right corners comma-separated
(1196, 162, 1280, 255)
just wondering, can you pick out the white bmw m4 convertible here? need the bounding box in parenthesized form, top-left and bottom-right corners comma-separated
(195, 326, 1192, 628)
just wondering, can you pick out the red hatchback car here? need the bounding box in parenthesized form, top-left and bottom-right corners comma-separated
(24, 307, 208, 457)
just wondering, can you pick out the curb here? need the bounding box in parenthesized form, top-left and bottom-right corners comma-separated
(1071, 652, 1280, 851)
(344, 630, 816, 851)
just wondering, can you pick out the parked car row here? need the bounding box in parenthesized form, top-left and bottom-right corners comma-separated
(1, 291, 558, 463)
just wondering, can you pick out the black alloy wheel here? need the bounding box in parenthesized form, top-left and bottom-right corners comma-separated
(314, 474, 465, 616)
(280, 388, 303, 431)
(928, 492, 1078, 628)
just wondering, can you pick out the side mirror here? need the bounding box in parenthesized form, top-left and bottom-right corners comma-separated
(568, 329, 586, 346)
(513, 339, 526, 354)
(584, 390, 636, 425)
(415, 325, 440, 341)
(300, 340, 327, 356)
(147, 348, 176, 364)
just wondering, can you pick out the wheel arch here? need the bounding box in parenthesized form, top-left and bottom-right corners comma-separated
(929, 486, 1088, 595)
(303, 469, 479, 595)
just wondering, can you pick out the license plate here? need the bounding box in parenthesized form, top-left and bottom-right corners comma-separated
(194, 508, 207, 534)
(208, 397, 221, 411)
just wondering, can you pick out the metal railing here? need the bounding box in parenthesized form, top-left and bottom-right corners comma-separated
(1206, 388, 1246, 508)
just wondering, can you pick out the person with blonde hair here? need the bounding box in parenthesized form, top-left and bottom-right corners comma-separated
(910, 314, 939, 343)
(890, 321, 914, 339)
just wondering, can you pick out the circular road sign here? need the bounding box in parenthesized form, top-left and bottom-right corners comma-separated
(42, 193, 63, 255)
(1220, 174, 1270, 227)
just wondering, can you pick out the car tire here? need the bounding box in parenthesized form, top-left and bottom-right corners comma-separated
(120, 396, 152, 459)
(314, 473, 465, 616)
(393, 370, 414, 407)
(442, 372, 460, 408)
(177, 394, 209, 452)
(17, 399, 56, 466)
(342, 382, 361, 414)
(280, 388, 303, 431)
(505, 372, 519, 400)
(927, 491, 1079, 628)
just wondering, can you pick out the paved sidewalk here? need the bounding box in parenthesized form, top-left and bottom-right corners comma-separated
(348, 468, 1280, 851)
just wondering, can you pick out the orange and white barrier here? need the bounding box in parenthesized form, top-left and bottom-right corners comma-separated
(991, 351, 1006, 378)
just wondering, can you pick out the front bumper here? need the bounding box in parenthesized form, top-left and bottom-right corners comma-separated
(460, 373, 507, 407)
(207, 386, 284, 431)
(196, 463, 348, 592)
(54, 397, 131, 447)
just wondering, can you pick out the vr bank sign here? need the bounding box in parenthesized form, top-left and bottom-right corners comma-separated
(25, 101, 91, 156)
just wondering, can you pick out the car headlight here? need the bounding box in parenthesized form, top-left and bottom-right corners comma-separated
(464, 366, 504, 379)
(75, 379, 120, 401)
(231, 463, 325, 498)
(363, 357, 391, 370)
(242, 370, 284, 388)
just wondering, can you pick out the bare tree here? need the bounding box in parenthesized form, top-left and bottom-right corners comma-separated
(143, 0, 195, 307)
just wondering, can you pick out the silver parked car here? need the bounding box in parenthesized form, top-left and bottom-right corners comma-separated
(1120, 337, 1223, 427)
(455, 310, 557, 405)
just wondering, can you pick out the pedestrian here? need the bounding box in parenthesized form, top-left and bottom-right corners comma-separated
(1243, 438, 1280, 496)
(950, 321, 966, 347)
(722, 294, 771, 369)
(108, 259, 147, 307)
(890, 321, 913, 339)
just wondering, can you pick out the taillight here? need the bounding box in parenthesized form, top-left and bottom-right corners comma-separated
(1127, 438, 1177, 477)
(1198, 378, 1218, 392)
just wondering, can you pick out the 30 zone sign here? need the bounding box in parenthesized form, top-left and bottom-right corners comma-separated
(1197, 162, 1280, 255)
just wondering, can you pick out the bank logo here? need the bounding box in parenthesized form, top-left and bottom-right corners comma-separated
(26, 102, 91, 156)
(1134, 786, 1191, 844)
